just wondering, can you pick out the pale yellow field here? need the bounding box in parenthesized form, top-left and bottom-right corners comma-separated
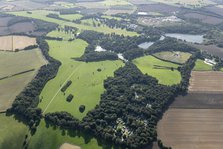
(0, 35, 36, 51)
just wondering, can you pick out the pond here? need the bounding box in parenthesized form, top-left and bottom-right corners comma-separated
(165, 33, 204, 43)
(94, 46, 106, 52)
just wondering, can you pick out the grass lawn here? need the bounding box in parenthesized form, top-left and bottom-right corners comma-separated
(0, 114, 28, 149)
(39, 38, 124, 120)
(0, 48, 46, 111)
(153, 51, 192, 64)
(59, 14, 83, 21)
(47, 30, 74, 40)
(28, 120, 102, 149)
(193, 59, 213, 71)
(9, 10, 138, 36)
(133, 55, 181, 85)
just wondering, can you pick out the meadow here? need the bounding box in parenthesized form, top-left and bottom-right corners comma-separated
(193, 59, 212, 71)
(39, 38, 124, 119)
(59, 14, 83, 21)
(0, 114, 28, 149)
(133, 55, 181, 85)
(47, 30, 74, 41)
(153, 51, 191, 64)
(0, 48, 46, 111)
(9, 10, 138, 36)
(28, 120, 102, 149)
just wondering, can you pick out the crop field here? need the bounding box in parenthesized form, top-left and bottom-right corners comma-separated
(28, 120, 102, 149)
(158, 109, 223, 149)
(9, 22, 35, 34)
(9, 10, 138, 36)
(189, 43, 223, 58)
(0, 48, 46, 111)
(183, 13, 223, 25)
(39, 38, 124, 119)
(171, 92, 223, 109)
(0, 114, 28, 149)
(193, 59, 212, 71)
(0, 17, 12, 27)
(153, 51, 191, 64)
(133, 55, 181, 85)
(204, 6, 223, 17)
(0, 35, 36, 51)
(189, 71, 223, 92)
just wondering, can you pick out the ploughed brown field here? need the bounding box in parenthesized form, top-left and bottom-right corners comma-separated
(158, 109, 223, 149)
(189, 71, 223, 92)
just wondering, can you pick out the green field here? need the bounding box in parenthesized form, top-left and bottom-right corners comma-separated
(47, 30, 75, 40)
(0, 114, 28, 149)
(133, 55, 181, 85)
(28, 120, 102, 149)
(153, 51, 192, 64)
(9, 10, 137, 36)
(0, 49, 46, 111)
(193, 59, 213, 71)
(39, 38, 124, 120)
(59, 14, 83, 21)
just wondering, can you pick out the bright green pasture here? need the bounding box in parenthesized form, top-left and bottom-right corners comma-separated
(28, 120, 102, 149)
(9, 10, 138, 36)
(59, 14, 83, 21)
(193, 59, 213, 71)
(133, 55, 181, 85)
(39, 39, 124, 120)
(47, 30, 74, 40)
(153, 51, 192, 64)
(0, 114, 28, 149)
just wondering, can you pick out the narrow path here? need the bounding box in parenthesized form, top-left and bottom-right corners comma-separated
(42, 64, 82, 114)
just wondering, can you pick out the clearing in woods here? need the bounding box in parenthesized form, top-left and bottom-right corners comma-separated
(39, 37, 124, 120)
(133, 55, 181, 85)
(0, 35, 36, 51)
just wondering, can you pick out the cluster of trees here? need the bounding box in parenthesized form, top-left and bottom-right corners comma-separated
(46, 13, 68, 21)
(45, 112, 79, 129)
(147, 38, 198, 54)
(66, 94, 73, 102)
(77, 30, 155, 61)
(61, 80, 72, 92)
(9, 37, 61, 126)
(80, 63, 178, 148)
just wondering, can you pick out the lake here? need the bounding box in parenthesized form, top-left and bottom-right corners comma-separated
(165, 33, 204, 43)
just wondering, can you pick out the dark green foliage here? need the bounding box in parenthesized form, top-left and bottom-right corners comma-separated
(123, 48, 144, 60)
(61, 80, 72, 92)
(147, 38, 198, 54)
(97, 68, 102, 72)
(79, 105, 85, 113)
(158, 139, 172, 149)
(66, 94, 73, 102)
(45, 112, 79, 129)
(81, 63, 178, 148)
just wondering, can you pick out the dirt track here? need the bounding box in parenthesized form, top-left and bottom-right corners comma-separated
(158, 109, 223, 149)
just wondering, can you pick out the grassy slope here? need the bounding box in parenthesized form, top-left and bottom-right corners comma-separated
(59, 14, 83, 21)
(0, 48, 46, 111)
(133, 55, 181, 85)
(193, 59, 213, 71)
(39, 39, 124, 120)
(153, 51, 192, 64)
(9, 10, 137, 36)
(0, 114, 28, 149)
(28, 120, 102, 149)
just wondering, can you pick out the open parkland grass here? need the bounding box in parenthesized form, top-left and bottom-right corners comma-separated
(47, 30, 74, 41)
(133, 55, 181, 85)
(28, 120, 103, 149)
(193, 59, 213, 71)
(0, 114, 28, 149)
(59, 14, 83, 21)
(39, 38, 124, 120)
(9, 10, 138, 36)
(153, 51, 191, 64)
